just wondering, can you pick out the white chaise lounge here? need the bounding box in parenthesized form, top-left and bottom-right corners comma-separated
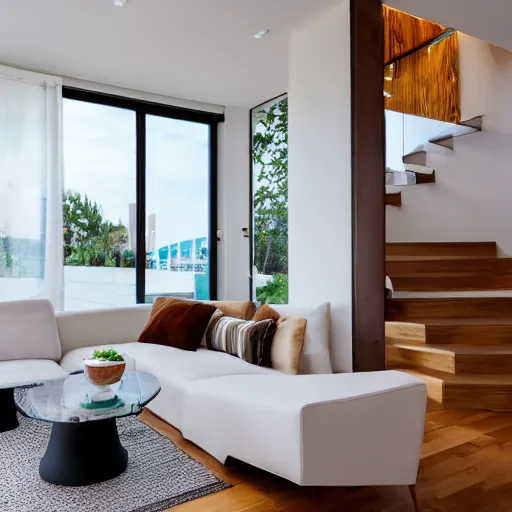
(0, 298, 427, 492)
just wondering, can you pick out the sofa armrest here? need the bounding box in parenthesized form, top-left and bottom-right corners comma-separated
(56, 305, 151, 355)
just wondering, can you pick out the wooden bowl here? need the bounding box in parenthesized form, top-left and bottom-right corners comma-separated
(84, 360, 126, 386)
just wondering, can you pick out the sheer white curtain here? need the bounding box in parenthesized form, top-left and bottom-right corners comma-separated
(0, 65, 63, 309)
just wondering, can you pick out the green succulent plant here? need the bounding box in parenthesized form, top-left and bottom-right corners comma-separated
(90, 349, 124, 362)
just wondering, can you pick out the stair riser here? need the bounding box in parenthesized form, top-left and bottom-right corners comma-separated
(444, 386, 512, 411)
(385, 369, 512, 411)
(456, 356, 512, 375)
(391, 276, 512, 292)
(426, 326, 512, 345)
(386, 242, 497, 259)
(387, 299, 512, 321)
(386, 259, 512, 275)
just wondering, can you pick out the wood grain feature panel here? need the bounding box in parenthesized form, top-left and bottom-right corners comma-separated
(383, 6, 445, 64)
(385, 242, 497, 259)
(384, 32, 461, 123)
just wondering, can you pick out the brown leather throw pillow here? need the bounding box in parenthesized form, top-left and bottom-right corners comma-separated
(139, 298, 217, 352)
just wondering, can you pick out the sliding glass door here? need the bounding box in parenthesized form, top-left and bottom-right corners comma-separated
(145, 116, 211, 303)
(62, 89, 220, 310)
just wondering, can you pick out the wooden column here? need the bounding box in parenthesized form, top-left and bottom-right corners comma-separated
(351, 0, 386, 372)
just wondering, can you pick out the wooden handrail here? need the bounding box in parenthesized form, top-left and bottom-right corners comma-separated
(384, 28, 456, 67)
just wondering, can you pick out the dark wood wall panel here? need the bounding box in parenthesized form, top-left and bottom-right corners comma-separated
(384, 5, 445, 64)
(384, 32, 461, 124)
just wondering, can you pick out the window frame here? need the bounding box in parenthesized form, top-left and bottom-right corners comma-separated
(63, 87, 224, 303)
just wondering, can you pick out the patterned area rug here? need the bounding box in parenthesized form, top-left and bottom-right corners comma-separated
(0, 415, 230, 512)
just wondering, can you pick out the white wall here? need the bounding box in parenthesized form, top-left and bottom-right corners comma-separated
(217, 107, 251, 300)
(288, 0, 352, 373)
(459, 32, 493, 121)
(387, 38, 512, 256)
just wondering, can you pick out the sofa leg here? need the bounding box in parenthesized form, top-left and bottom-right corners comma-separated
(408, 484, 420, 512)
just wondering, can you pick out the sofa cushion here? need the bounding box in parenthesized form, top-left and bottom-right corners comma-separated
(60, 342, 277, 430)
(0, 299, 61, 361)
(205, 301, 256, 320)
(252, 305, 307, 375)
(56, 305, 152, 356)
(0, 360, 67, 388)
(139, 298, 216, 351)
(270, 303, 332, 375)
(206, 316, 277, 367)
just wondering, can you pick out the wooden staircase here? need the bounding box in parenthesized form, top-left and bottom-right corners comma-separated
(386, 241, 512, 410)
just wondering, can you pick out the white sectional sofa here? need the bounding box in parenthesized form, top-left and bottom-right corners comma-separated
(0, 299, 427, 490)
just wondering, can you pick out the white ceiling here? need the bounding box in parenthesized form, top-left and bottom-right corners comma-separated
(0, 0, 340, 108)
(386, 0, 512, 52)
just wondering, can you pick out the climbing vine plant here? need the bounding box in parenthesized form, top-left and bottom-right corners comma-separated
(252, 96, 288, 303)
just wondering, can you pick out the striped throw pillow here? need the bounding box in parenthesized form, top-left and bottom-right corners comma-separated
(206, 316, 277, 367)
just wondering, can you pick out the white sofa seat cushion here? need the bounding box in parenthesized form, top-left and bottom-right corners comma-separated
(0, 360, 68, 388)
(182, 371, 426, 486)
(270, 303, 332, 374)
(60, 342, 277, 430)
(0, 299, 62, 361)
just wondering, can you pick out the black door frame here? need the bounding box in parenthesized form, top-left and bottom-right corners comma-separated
(62, 87, 224, 302)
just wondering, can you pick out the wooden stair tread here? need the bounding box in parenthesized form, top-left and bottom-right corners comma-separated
(391, 343, 512, 355)
(386, 320, 512, 347)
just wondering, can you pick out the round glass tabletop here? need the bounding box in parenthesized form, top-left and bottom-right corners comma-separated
(15, 371, 161, 424)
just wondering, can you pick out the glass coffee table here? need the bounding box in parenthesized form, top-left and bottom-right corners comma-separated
(16, 371, 161, 486)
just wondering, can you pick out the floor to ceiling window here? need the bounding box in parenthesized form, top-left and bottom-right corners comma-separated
(63, 100, 137, 310)
(250, 95, 289, 304)
(62, 89, 221, 310)
(0, 67, 63, 307)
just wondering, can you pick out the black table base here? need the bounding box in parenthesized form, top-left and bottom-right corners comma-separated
(0, 388, 19, 433)
(39, 418, 128, 486)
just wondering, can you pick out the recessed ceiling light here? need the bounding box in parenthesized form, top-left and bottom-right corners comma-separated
(254, 28, 270, 39)
(113, 0, 128, 7)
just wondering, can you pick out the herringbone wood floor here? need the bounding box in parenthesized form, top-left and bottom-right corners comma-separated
(140, 403, 512, 512)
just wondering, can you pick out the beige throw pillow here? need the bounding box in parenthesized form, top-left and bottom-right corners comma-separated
(271, 317, 307, 375)
(253, 305, 307, 375)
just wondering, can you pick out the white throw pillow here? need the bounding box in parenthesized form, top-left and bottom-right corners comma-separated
(269, 303, 332, 375)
